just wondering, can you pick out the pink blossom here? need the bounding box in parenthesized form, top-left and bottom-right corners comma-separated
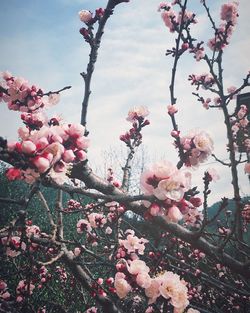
(149, 203, 161, 216)
(105, 226, 112, 234)
(76, 137, 90, 149)
(75, 150, 87, 161)
(21, 140, 36, 154)
(126, 106, 149, 122)
(120, 234, 148, 255)
(77, 219, 92, 233)
(0, 281, 7, 290)
(114, 272, 131, 299)
(167, 105, 178, 115)
(140, 161, 177, 194)
(79, 10, 92, 23)
(153, 171, 191, 202)
(145, 279, 161, 304)
(161, 9, 177, 33)
(22, 168, 40, 184)
(193, 131, 213, 153)
(36, 137, 49, 150)
(166, 206, 183, 222)
(33, 156, 50, 173)
(227, 85, 237, 95)
(6, 168, 22, 181)
(220, 2, 238, 25)
(67, 123, 85, 138)
(5, 236, 27, 257)
(62, 149, 75, 163)
(127, 259, 150, 275)
(159, 271, 189, 310)
(136, 272, 152, 289)
(47, 93, 60, 106)
(16, 280, 35, 295)
(206, 168, 220, 182)
(26, 225, 40, 238)
(88, 213, 107, 228)
(1, 291, 10, 300)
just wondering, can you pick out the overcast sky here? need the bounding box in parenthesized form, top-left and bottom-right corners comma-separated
(0, 0, 249, 204)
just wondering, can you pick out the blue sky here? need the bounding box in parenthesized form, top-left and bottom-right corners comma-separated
(0, 0, 249, 203)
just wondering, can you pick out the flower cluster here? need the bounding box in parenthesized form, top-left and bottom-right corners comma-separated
(159, 2, 196, 33)
(0, 72, 59, 113)
(141, 161, 191, 202)
(1, 236, 27, 258)
(207, 2, 238, 51)
(179, 130, 214, 167)
(0, 280, 11, 301)
(78, 8, 105, 43)
(140, 161, 202, 224)
(118, 230, 148, 258)
(120, 106, 150, 148)
(188, 73, 215, 90)
(1, 73, 90, 185)
(230, 104, 249, 153)
(6, 121, 89, 184)
(16, 280, 35, 302)
(114, 258, 189, 312)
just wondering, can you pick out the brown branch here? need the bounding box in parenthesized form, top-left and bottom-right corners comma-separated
(37, 190, 57, 239)
(62, 246, 123, 313)
(69, 162, 250, 277)
(81, 0, 126, 127)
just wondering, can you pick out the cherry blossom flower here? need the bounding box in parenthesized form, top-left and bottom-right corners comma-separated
(119, 233, 148, 255)
(159, 271, 189, 311)
(180, 130, 213, 167)
(206, 168, 220, 182)
(79, 10, 93, 24)
(126, 106, 149, 122)
(220, 2, 238, 25)
(166, 206, 183, 222)
(77, 219, 92, 233)
(145, 279, 161, 304)
(114, 272, 131, 299)
(88, 213, 107, 228)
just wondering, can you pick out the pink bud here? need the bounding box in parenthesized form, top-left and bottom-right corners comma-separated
(171, 130, 180, 138)
(167, 206, 183, 223)
(36, 137, 49, 150)
(7, 141, 17, 151)
(167, 105, 178, 115)
(75, 150, 87, 161)
(62, 149, 75, 163)
(1, 291, 10, 300)
(79, 10, 92, 23)
(6, 168, 22, 181)
(182, 42, 189, 50)
(76, 137, 90, 149)
(33, 156, 50, 173)
(16, 296, 23, 302)
(149, 203, 160, 216)
(21, 140, 36, 154)
(97, 278, 103, 285)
